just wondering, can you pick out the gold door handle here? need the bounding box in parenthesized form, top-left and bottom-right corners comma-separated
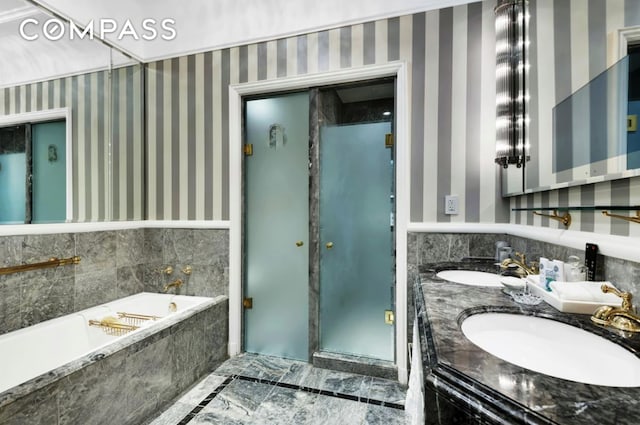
(296, 241, 304, 247)
(326, 242, 334, 249)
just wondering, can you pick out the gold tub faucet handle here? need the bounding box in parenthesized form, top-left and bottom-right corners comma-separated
(160, 266, 173, 275)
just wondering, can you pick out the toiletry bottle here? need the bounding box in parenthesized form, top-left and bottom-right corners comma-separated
(539, 257, 550, 289)
(551, 259, 565, 287)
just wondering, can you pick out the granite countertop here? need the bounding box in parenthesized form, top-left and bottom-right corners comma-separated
(415, 260, 640, 425)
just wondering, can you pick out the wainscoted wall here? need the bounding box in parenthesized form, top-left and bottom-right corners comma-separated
(0, 228, 229, 335)
(511, 0, 640, 238)
(145, 1, 509, 224)
(0, 65, 144, 222)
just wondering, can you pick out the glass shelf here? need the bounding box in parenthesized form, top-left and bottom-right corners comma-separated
(512, 206, 640, 226)
(512, 206, 640, 212)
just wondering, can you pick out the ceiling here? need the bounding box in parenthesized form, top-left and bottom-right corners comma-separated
(0, 0, 477, 88)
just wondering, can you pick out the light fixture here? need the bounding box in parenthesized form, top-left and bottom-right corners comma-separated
(383, 111, 391, 116)
(494, 0, 529, 168)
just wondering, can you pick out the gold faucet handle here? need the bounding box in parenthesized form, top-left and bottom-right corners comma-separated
(601, 284, 633, 311)
(159, 266, 173, 275)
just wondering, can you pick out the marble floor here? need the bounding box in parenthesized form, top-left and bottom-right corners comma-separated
(147, 353, 408, 425)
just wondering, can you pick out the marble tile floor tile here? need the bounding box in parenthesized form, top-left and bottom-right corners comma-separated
(147, 353, 408, 425)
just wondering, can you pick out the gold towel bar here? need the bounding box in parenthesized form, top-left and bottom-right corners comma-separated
(0, 256, 81, 276)
(602, 210, 640, 224)
(532, 210, 572, 227)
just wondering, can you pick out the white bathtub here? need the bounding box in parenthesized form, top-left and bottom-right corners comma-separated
(0, 292, 215, 395)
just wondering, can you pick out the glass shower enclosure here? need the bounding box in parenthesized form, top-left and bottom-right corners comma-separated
(319, 121, 394, 361)
(243, 85, 395, 364)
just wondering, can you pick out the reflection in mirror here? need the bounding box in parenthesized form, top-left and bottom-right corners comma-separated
(32, 120, 66, 223)
(515, 0, 640, 195)
(0, 125, 28, 223)
(0, 120, 67, 224)
(0, 0, 144, 224)
(553, 56, 628, 183)
(628, 46, 640, 170)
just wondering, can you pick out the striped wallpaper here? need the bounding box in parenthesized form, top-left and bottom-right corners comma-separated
(511, 0, 640, 238)
(4, 0, 635, 239)
(144, 1, 509, 224)
(0, 65, 144, 222)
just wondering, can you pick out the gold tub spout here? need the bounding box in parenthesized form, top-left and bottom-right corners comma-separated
(162, 278, 183, 293)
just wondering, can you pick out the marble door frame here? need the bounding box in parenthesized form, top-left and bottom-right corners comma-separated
(228, 62, 410, 384)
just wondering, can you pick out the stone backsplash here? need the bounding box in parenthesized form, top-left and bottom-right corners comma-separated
(407, 232, 640, 341)
(0, 228, 229, 335)
(408, 232, 640, 292)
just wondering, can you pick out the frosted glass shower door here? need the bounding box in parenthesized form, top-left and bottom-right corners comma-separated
(0, 153, 26, 224)
(244, 92, 309, 361)
(32, 121, 66, 223)
(319, 122, 394, 361)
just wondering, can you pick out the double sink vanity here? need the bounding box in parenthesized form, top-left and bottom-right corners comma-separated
(415, 260, 640, 425)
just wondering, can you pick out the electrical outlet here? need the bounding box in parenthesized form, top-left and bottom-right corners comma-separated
(445, 195, 459, 215)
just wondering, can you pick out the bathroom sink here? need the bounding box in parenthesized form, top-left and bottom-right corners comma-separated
(461, 313, 640, 387)
(436, 270, 503, 287)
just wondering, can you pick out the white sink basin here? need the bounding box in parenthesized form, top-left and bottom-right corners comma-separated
(461, 313, 640, 387)
(436, 270, 503, 287)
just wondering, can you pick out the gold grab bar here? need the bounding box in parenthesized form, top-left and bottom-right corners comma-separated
(532, 210, 572, 227)
(602, 210, 640, 225)
(0, 256, 81, 276)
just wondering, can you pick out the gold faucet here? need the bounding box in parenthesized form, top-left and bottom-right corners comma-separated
(500, 252, 539, 277)
(162, 278, 183, 293)
(591, 285, 640, 333)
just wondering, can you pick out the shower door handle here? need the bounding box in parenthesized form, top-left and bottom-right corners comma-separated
(325, 242, 334, 250)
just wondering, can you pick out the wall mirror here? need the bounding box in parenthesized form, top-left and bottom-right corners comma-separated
(552, 55, 635, 183)
(501, 0, 640, 196)
(0, 0, 144, 224)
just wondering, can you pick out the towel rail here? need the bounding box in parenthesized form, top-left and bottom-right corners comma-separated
(602, 210, 640, 225)
(0, 256, 81, 276)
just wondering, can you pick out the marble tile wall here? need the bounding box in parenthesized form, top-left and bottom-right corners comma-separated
(143, 228, 229, 299)
(0, 228, 229, 335)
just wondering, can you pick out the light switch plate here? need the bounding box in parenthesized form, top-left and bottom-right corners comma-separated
(445, 195, 459, 215)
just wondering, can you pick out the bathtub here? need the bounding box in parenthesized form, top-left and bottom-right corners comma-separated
(0, 292, 229, 425)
